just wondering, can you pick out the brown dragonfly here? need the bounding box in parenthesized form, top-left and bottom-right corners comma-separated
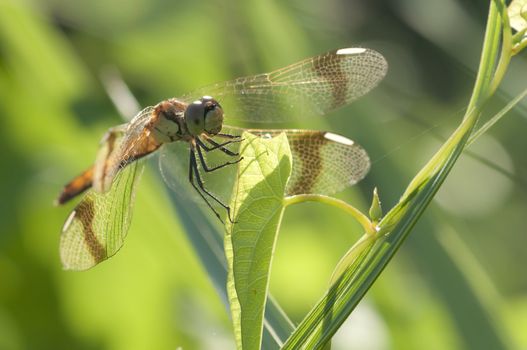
(57, 47, 388, 270)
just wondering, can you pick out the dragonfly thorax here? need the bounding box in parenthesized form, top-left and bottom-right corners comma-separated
(150, 99, 187, 143)
(184, 96, 224, 136)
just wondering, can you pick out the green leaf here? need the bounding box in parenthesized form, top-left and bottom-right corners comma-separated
(164, 170, 295, 349)
(225, 132, 292, 350)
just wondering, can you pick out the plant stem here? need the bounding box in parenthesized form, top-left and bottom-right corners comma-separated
(283, 194, 375, 234)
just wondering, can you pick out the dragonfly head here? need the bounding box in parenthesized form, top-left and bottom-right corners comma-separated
(185, 96, 224, 136)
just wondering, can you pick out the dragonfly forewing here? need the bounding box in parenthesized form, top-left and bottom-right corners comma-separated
(180, 48, 387, 123)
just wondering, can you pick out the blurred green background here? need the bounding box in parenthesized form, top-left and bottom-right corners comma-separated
(0, 0, 526, 349)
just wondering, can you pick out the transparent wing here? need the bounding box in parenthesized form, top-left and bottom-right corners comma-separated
(179, 48, 387, 122)
(60, 161, 144, 270)
(237, 128, 370, 195)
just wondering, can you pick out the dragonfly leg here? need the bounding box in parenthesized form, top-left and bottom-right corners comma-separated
(188, 151, 224, 224)
(189, 147, 236, 223)
(197, 136, 239, 156)
(195, 141, 243, 172)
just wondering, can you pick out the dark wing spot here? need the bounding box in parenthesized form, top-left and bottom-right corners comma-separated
(287, 132, 328, 195)
(313, 51, 348, 108)
(76, 199, 106, 263)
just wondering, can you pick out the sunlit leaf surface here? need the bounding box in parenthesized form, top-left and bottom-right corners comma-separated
(225, 132, 292, 350)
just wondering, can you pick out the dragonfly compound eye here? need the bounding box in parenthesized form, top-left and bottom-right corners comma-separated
(203, 98, 223, 135)
(185, 97, 224, 135)
(185, 100, 207, 135)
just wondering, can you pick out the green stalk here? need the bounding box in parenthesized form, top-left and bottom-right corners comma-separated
(283, 194, 375, 234)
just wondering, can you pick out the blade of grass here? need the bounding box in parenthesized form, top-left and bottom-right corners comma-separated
(468, 87, 527, 145)
(436, 225, 518, 349)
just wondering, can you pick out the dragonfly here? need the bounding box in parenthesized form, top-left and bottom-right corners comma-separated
(57, 47, 388, 270)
